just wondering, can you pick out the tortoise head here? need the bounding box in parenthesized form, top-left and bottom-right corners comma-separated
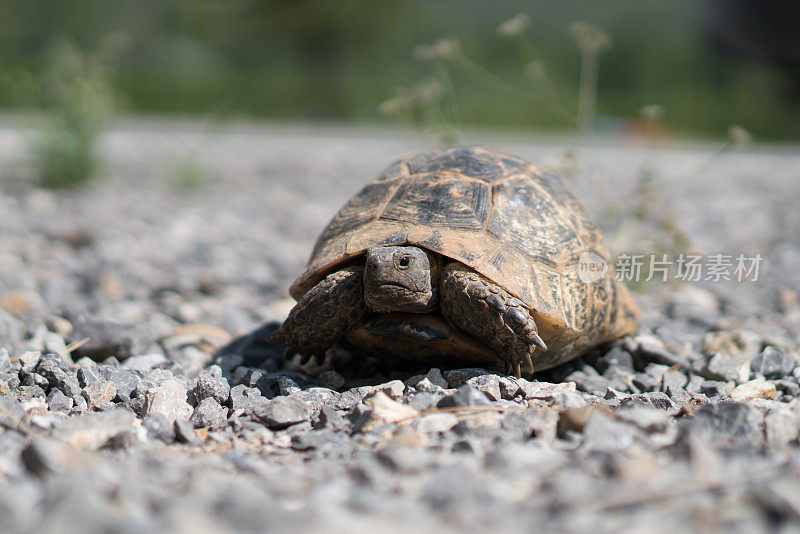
(363, 246, 439, 313)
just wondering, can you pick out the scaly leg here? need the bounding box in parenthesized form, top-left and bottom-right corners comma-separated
(268, 265, 366, 364)
(439, 263, 547, 378)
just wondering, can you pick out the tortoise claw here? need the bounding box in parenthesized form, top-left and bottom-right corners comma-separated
(530, 333, 547, 352)
(524, 351, 535, 374)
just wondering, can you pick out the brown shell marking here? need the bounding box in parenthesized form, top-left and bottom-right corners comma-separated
(291, 145, 639, 369)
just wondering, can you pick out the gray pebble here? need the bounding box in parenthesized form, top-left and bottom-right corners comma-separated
(751, 346, 795, 379)
(596, 347, 634, 372)
(195, 366, 231, 404)
(254, 396, 311, 429)
(437, 384, 491, 408)
(0, 347, 12, 373)
(316, 370, 346, 390)
(466, 375, 502, 401)
(82, 380, 117, 409)
(46, 389, 74, 412)
(706, 352, 752, 383)
(424, 368, 448, 389)
(191, 397, 228, 428)
(144, 379, 192, 423)
(230, 384, 268, 413)
(442, 368, 489, 389)
(142, 413, 173, 443)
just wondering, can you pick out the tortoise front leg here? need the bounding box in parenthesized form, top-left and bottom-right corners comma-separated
(439, 263, 547, 378)
(268, 265, 367, 364)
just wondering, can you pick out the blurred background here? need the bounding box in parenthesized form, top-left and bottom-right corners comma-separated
(1, 0, 799, 143)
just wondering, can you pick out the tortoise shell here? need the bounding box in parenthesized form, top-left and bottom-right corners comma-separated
(291, 145, 639, 369)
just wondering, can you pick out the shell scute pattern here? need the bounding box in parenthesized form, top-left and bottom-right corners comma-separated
(380, 174, 491, 229)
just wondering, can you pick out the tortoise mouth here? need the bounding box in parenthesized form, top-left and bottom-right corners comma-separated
(378, 282, 414, 293)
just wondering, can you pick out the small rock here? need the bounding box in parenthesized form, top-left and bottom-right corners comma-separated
(21, 438, 82, 476)
(437, 384, 491, 408)
(76, 367, 102, 388)
(557, 406, 612, 436)
(751, 346, 796, 379)
(316, 370, 346, 390)
(254, 396, 311, 429)
(229, 384, 266, 413)
(728, 379, 776, 402)
(409, 392, 441, 411)
(581, 411, 638, 452)
(71, 394, 88, 413)
(276, 376, 301, 396)
(144, 379, 192, 424)
(702, 330, 762, 359)
(442, 368, 489, 389)
(773, 379, 800, 397)
(498, 377, 521, 399)
(51, 409, 137, 449)
(414, 412, 458, 434)
(414, 377, 446, 395)
(81, 380, 117, 410)
(689, 402, 763, 449)
(174, 419, 199, 444)
(34, 353, 70, 386)
(0, 347, 12, 373)
(466, 375, 502, 401)
(616, 407, 672, 432)
(424, 368, 448, 389)
(373, 380, 405, 400)
(516, 379, 576, 400)
(16, 385, 46, 402)
(666, 385, 692, 405)
(765, 410, 800, 448)
(19, 370, 48, 389)
(705, 352, 752, 383)
(355, 392, 418, 432)
(143, 413, 174, 443)
(97, 366, 140, 403)
(55, 373, 81, 398)
(661, 370, 688, 391)
(331, 386, 373, 411)
(315, 405, 347, 431)
(566, 371, 611, 396)
(46, 390, 73, 412)
(195, 366, 231, 404)
(620, 392, 677, 411)
(18, 351, 41, 371)
(596, 347, 634, 372)
(700, 379, 733, 397)
(121, 353, 169, 371)
(191, 397, 228, 428)
(635, 335, 682, 366)
(0, 397, 28, 429)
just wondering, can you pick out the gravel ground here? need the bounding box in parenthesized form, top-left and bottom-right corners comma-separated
(1, 119, 799, 533)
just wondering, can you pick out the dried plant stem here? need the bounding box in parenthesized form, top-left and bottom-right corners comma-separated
(577, 49, 600, 134)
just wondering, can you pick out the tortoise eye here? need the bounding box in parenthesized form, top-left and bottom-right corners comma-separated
(398, 256, 412, 269)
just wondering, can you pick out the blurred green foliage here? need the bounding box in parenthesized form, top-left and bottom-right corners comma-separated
(0, 0, 798, 139)
(21, 36, 126, 187)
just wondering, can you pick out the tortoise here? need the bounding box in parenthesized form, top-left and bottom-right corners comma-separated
(269, 145, 639, 377)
